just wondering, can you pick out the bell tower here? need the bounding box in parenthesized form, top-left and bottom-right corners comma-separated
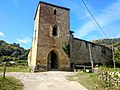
(29, 1, 70, 71)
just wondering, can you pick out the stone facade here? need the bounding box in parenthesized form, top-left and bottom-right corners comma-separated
(29, 1, 70, 71)
(28, 1, 113, 72)
(70, 37, 112, 66)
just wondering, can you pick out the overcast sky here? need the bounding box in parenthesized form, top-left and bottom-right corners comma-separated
(0, 0, 120, 49)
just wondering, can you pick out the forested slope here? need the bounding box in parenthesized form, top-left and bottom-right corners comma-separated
(0, 40, 29, 64)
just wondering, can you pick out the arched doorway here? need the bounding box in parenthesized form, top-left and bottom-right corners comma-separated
(48, 50, 58, 70)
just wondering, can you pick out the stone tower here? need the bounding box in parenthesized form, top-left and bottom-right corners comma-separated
(28, 1, 70, 71)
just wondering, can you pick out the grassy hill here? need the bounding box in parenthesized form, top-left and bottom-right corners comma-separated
(92, 38, 120, 47)
(0, 40, 29, 65)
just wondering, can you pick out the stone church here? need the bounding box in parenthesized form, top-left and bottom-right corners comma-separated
(28, 1, 112, 72)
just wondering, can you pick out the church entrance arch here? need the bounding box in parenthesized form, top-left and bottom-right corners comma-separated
(47, 50, 59, 70)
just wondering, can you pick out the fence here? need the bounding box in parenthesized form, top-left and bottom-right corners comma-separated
(74, 65, 93, 72)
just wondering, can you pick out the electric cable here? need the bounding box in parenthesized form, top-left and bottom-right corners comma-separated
(81, 0, 109, 38)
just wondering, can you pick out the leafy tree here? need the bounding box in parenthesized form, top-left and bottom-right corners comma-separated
(0, 40, 29, 64)
(114, 46, 120, 64)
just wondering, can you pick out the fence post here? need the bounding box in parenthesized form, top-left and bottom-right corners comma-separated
(3, 62, 6, 79)
(88, 44, 94, 72)
(112, 45, 116, 69)
(84, 66, 85, 72)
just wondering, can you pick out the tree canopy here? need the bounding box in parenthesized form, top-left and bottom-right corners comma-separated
(0, 40, 29, 64)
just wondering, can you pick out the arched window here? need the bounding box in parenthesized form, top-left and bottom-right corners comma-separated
(52, 25, 57, 36)
(54, 9, 57, 15)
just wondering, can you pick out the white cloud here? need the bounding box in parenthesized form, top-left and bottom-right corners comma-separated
(17, 37, 31, 44)
(76, 0, 120, 39)
(0, 32, 4, 37)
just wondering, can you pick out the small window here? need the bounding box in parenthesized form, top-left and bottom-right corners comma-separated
(52, 25, 57, 36)
(54, 9, 57, 15)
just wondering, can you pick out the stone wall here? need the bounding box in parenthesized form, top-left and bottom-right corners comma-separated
(71, 38, 113, 66)
(28, 4, 41, 70)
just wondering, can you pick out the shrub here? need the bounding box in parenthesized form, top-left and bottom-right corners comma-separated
(98, 67, 120, 89)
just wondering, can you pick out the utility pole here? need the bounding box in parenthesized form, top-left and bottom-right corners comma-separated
(3, 62, 7, 79)
(112, 45, 116, 69)
(88, 44, 94, 72)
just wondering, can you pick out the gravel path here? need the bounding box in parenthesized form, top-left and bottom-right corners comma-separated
(1, 71, 88, 90)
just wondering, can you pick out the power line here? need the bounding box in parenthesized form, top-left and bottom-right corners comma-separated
(81, 0, 109, 38)
(81, 0, 116, 68)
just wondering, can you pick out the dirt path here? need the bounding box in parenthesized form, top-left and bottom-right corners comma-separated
(2, 71, 88, 90)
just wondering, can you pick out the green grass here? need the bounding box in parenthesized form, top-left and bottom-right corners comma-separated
(0, 66, 29, 72)
(68, 72, 117, 90)
(0, 76, 23, 90)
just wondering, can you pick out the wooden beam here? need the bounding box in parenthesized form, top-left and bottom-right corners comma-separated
(112, 45, 116, 69)
(88, 44, 94, 72)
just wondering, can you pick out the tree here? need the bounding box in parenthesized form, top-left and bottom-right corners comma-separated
(0, 40, 29, 64)
(114, 46, 120, 65)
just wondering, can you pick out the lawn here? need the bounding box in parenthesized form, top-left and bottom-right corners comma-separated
(0, 66, 29, 72)
(68, 72, 117, 90)
(0, 76, 23, 90)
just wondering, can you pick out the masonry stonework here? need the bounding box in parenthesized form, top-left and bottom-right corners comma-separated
(70, 38, 112, 65)
(29, 1, 70, 71)
(28, 1, 113, 72)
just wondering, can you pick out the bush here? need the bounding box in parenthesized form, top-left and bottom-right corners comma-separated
(98, 67, 120, 89)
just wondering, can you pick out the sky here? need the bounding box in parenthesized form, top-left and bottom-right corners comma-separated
(0, 0, 120, 49)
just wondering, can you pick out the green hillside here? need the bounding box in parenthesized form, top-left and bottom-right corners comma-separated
(0, 40, 29, 64)
(92, 38, 120, 46)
